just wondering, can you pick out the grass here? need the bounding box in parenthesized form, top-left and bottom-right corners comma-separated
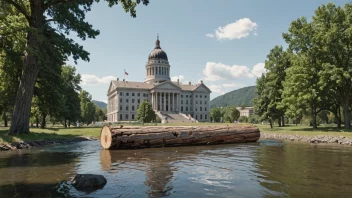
(1, 122, 352, 144)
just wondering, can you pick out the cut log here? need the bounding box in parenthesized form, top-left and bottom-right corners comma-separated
(100, 125, 260, 150)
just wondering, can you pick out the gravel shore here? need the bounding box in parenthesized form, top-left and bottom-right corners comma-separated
(0, 136, 97, 151)
(260, 133, 352, 146)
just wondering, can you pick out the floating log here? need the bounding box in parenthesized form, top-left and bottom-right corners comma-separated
(100, 125, 260, 150)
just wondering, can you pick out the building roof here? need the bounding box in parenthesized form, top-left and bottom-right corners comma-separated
(111, 80, 153, 90)
(148, 37, 168, 61)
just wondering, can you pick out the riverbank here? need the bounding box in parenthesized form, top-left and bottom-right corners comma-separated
(258, 124, 352, 146)
(0, 126, 99, 151)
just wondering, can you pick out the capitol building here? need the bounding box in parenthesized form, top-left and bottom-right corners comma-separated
(107, 37, 211, 123)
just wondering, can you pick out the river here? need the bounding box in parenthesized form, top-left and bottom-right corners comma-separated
(0, 140, 351, 197)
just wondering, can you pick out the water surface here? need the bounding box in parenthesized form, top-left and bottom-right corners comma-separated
(0, 140, 352, 197)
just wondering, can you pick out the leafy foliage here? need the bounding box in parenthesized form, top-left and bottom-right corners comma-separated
(136, 101, 156, 123)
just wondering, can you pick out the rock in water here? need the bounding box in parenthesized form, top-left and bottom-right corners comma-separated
(72, 174, 107, 191)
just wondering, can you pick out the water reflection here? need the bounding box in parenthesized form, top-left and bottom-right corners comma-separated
(1, 140, 352, 197)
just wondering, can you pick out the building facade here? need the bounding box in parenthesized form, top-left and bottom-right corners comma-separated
(236, 107, 254, 117)
(107, 37, 211, 122)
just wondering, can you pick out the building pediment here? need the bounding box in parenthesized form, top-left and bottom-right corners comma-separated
(107, 81, 116, 95)
(153, 81, 181, 91)
(194, 84, 211, 93)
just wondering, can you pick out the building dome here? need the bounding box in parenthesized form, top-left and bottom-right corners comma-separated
(148, 37, 168, 61)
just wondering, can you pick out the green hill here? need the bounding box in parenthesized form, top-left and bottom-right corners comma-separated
(210, 86, 256, 108)
(92, 100, 107, 109)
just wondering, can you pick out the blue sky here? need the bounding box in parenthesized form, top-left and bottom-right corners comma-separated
(68, 0, 350, 102)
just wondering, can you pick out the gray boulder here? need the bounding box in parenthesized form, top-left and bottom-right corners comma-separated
(72, 174, 107, 191)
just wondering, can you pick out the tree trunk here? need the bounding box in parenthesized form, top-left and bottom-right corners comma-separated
(3, 113, 8, 127)
(8, 0, 43, 135)
(68, 120, 71, 128)
(269, 120, 273, 128)
(64, 120, 67, 128)
(311, 109, 317, 129)
(278, 117, 282, 127)
(41, 113, 46, 129)
(281, 116, 285, 127)
(343, 101, 351, 129)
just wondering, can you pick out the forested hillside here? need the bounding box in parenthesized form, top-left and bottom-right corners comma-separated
(92, 100, 108, 109)
(210, 86, 256, 108)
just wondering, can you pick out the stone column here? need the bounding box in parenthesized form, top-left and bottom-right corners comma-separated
(177, 93, 179, 112)
(151, 92, 154, 110)
(155, 92, 158, 111)
(167, 92, 170, 112)
(172, 93, 174, 112)
(163, 92, 166, 112)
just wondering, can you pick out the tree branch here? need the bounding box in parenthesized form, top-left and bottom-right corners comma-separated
(3, 0, 30, 22)
(44, 0, 90, 9)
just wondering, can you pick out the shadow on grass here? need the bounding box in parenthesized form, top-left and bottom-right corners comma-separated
(0, 129, 82, 144)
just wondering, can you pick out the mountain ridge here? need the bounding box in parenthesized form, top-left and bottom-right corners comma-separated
(210, 86, 256, 108)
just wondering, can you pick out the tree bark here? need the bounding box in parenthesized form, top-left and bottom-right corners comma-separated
(2, 113, 8, 127)
(311, 109, 317, 129)
(64, 120, 67, 128)
(41, 112, 46, 129)
(281, 115, 285, 127)
(278, 117, 282, 127)
(269, 120, 273, 128)
(8, 0, 43, 135)
(68, 120, 71, 128)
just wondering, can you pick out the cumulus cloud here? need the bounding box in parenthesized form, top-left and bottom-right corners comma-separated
(251, 63, 266, 77)
(209, 85, 223, 93)
(81, 74, 117, 85)
(209, 83, 241, 94)
(171, 75, 185, 82)
(203, 62, 254, 81)
(206, 18, 258, 40)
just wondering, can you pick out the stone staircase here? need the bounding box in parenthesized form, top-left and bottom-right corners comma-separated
(156, 111, 197, 123)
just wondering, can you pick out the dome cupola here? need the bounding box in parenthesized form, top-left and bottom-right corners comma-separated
(148, 35, 168, 61)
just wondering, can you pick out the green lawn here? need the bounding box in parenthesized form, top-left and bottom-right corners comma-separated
(1, 123, 352, 144)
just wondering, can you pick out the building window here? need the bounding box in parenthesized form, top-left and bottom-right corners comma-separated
(137, 105, 139, 109)
(120, 106, 122, 110)
(205, 115, 207, 119)
(196, 101, 198, 104)
(126, 105, 129, 111)
(200, 107, 202, 111)
(132, 106, 135, 111)
(132, 93, 135, 96)
(126, 99, 129, 103)
(181, 106, 184, 111)
(205, 101, 207, 105)
(132, 99, 135, 103)
(181, 100, 183, 104)
(138, 99, 140, 103)
(120, 114, 122, 120)
(132, 114, 135, 119)
(120, 99, 122, 103)
(196, 115, 198, 119)
(196, 95, 198, 98)
(200, 115, 203, 119)
(186, 100, 188, 104)
(181, 95, 183, 98)
(120, 92, 123, 96)
(200, 101, 202, 105)
(125, 114, 128, 119)
(205, 107, 207, 111)
(186, 107, 188, 111)
(156, 67, 158, 75)
(126, 93, 129, 96)
(196, 108, 197, 111)
(186, 95, 188, 98)
(205, 95, 207, 98)
(138, 93, 140, 96)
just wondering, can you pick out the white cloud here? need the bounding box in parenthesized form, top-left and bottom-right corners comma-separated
(209, 83, 241, 94)
(81, 74, 117, 85)
(171, 75, 185, 82)
(251, 63, 266, 77)
(203, 62, 254, 81)
(222, 82, 241, 88)
(206, 18, 258, 40)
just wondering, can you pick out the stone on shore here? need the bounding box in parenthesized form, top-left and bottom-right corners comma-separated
(72, 174, 107, 191)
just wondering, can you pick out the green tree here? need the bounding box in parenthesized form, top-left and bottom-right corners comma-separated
(136, 101, 156, 123)
(238, 116, 248, 123)
(313, 3, 352, 129)
(264, 46, 291, 127)
(79, 91, 96, 125)
(223, 106, 240, 123)
(210, 107, 221, 122)
(2, 0, 149, 135)
(253, 75, 274, 128)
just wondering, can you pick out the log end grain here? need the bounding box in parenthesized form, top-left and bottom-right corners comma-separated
(100, 126, 112, 149)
